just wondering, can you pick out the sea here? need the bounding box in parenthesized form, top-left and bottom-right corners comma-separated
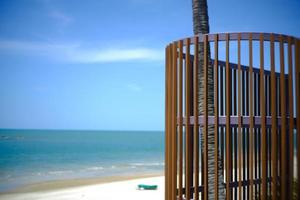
(0, 129, 164, 192)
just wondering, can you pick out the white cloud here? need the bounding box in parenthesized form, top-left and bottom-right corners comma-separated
(72, 48, 163, 63)
(0, 40, 164, 63)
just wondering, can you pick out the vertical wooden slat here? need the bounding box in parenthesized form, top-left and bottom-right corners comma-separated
(168, 44, 172, 200)
(254, 74, 258, 196)
(185, 38, 191, 200)
(167, 44, 172, 199)
(279, 35, 287, 200)
(225, 33, 232, 200)
(214, 34, 219, 200)
(260, 33, 267, 200)
(296, 40, 300, 196)
(165, 45, 169, 200)
(169, 44, 173, 200)
(169, 43, 174, 200)
(245, 69, 250, 200)
(295, 39, 300, 200)
(203, 35, 208, 200)
(268, 75, 272, 195)
(237, 33, 242, 200)
(249, 33, 254, 200)
(178, 40, 183, 200)
(193, 36, 199, 200)
(170, 44, 173, 200)
(287, 37, 294, 200)
(172, 42, 178, 200)
(270, 33, 277, 200)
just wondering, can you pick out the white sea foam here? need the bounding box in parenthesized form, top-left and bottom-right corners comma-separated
(130, 162, 164, 167)
(86, 166, 104, 171)
(35, 172, 42, 176)
(48, 170, 73, 175)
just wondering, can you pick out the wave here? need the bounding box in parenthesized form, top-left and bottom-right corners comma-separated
(85, 166, 104, 171)
(130, 162, 164, 167)
(82, 162, 164, 171)
(1, 162, 164, 182)
(48, 170, 73, 175)
(0, 135, 24, 140)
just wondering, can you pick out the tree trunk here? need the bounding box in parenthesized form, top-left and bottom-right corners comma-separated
(192, 0, 225, 199)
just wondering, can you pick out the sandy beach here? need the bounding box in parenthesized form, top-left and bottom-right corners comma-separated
(0, 175, 164, 200)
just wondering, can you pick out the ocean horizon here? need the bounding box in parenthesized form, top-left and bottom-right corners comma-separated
(0, 129, 164, 192)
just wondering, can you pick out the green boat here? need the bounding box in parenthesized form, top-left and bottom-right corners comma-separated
(137, 184, 158, 190)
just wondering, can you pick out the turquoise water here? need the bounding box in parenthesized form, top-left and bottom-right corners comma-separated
(0, 129, 164, 192)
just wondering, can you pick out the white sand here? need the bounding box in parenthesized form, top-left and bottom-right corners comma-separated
(0, 176, 164, 200)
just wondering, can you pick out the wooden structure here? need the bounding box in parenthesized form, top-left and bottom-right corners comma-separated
(165, 32, 300, 200)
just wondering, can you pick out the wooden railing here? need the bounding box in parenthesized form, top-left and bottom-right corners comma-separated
(165, 32, 300, 200)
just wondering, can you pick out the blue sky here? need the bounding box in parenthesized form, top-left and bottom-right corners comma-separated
(0, 0, 299, 131)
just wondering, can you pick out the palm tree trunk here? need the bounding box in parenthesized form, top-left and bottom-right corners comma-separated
(192, 0, 225, 199)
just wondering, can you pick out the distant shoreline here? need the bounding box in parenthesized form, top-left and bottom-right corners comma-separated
(0, 128, 164, 132)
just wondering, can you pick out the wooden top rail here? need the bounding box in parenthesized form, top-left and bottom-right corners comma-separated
(170, 32, 300, 46)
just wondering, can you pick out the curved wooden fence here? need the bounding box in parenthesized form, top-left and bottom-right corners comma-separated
(165, 32, 300, 200)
